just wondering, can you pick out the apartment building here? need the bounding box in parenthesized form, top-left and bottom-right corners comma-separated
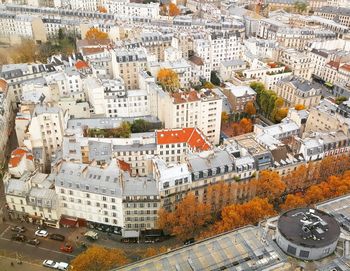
(0, 79, 12, 164)
(23, 105, 67, 172)
(5, 171, 60, 228)
(141, 31, 172, 62)
(122, 174, 160, 230)
(222, 83, 256, 112)
(105, 1, 160, 20)
(305, 99, 350, 135)
(315, 6, 350, 27)
(219, 59, 246, 82)
(279, 49, 313, 80)
(0, 64, 57, 104)
(55, 160, 160, 230)
(156, 128, 211, 164)
(8, 147, 35, 178)
(157, 89, 222, 144)
(149, 59, 192, 88)
(111, 48, 147, 90)
(194, 31, 242, 71)
(275, 77, 322, 109)
(0, 12, 46, 44)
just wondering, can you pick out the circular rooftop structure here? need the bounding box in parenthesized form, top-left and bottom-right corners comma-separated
(276, 208, 340, 260)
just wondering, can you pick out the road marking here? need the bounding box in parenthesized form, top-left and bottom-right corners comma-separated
(0, 237, 75, 258)
(0, 225, 10, 238)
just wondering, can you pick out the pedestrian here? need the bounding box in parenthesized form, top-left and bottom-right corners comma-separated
(10, 262, 14, 267)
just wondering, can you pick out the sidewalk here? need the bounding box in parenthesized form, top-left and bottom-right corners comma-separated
(0, 255, 46, 271)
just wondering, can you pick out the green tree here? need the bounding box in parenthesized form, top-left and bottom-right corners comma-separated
(210, 71, 221, 86)
(131, 119, 151, 133)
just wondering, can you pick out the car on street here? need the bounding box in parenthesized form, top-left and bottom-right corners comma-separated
(27, 238, 40, 246)
(35, 229, 48, 237)
(11, 234, 26, 242)
(84, 231, 98, 241)
(60, 243, 73, 253)
(42, 259, 59, 269)
(57, 262, 69, 270)
(49, 233, 65, 241)
(184, 238, 195, 245)
(10, 226, 26, 233)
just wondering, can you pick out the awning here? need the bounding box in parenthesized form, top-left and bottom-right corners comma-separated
(122, 230, 140, 238)
(59, 216, 78, 227)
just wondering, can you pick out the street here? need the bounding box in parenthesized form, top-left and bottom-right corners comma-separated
(0, 219, 180, 267)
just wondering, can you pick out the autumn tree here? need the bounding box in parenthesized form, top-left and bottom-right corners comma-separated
(157, 68, 180, 92)
(157, 193, 211, 241)
(255, 170, 286, 202)
(280, 194, 306, 211)
(203, 81, 215, 89)
(318, 155, 350, 181)
(294, 104, 305, 111)
(85, 27, 109, 40)
(244, 101, 256, 116)
(274, 107, 288, 122)
(97, 6, 107, 13)
(212, 198, 275, 234)
(239, 118, 253, 134)
(9, 40, 38, 63)
(283, 164, 308, 192)
(71, 246, 128, 271)
(169, 3, 180, 16)
(221, 112, 229, 124)
(142, 247, 167, 259)
(206, 181, 233, 217)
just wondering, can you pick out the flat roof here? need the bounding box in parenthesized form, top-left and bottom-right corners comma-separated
(115, 226, 288, 271)
(278, 208, 340, 248)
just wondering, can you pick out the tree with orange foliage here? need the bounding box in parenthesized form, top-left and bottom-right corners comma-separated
(169, 3, 180, 16)
(142, 246, 168, 259)
(319, 155, 350, 181)
(85, 27, 109, 40)
(305, 184, 325, 204)
(294, 104, 305, 111)
(283, 165, 308, 192)
(213, 198, 275, 234)
(239, 118, 253, 134)
(206, 181, 233, 217)
(97, 6, 107, 13)
(274, 107, 288, 122)
(244, 101, 256, 116)
(157, 68, 180, 92)
(280, 193, 306, 211)
(255, 170, 286, 202)
(157, 193, 211, 241)
(70, 245, 128, 271)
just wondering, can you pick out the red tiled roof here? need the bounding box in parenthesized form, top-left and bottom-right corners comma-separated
(8, 148, 32, 168)
(75, 60, 90, 70)
(0, 79, 8, 93)
(327, 61, 340, 69)
(171, 90, 200, 104)
(118, 159, 131, 173)
(156, 128, 211, 152)
(82, 47, 105, 55)
(340, 64, 350, 72)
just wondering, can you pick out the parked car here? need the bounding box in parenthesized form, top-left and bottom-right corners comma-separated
(60, 243, 73, 253)
(84, 231, 98, 241)
(10, 226, 26, 233)
(11, 234, 26, 242)
(49, 233, 65, 241)
(184, 238, 195, 245)
(27, 238, 40, 246)
(42, 259, 59, 269)
(57, 262, 69, 271)
(35, 230, 48, 237)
